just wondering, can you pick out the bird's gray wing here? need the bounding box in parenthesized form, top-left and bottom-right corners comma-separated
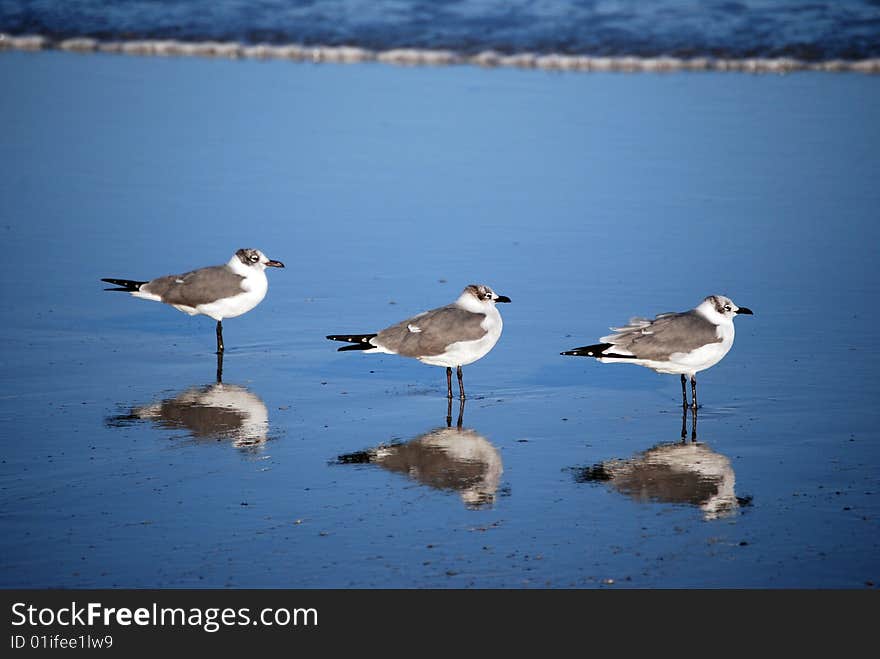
(142, 265, 245, 307)
(373, 304, 488, 357)
(601, 310, 721, 360)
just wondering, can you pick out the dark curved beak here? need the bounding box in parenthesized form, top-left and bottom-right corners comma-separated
(495, 295, 511, 303)
(736, 306, 753, 315)
(266, 259, 285, 268)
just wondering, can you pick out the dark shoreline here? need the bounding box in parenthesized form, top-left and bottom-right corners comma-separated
(3, 33, 880, 74)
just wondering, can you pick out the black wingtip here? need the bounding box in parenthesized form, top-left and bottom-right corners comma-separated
(327, 333, 377, 352)
(561, 343, 625, 358)
(337, 343, 373, 352)
(327, 333, 377, 343)
(101, 278, 146, 292)
(561, 347, 601, 357)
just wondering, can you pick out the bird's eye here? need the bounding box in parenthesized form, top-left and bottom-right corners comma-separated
(485, 293, 492, 299)
(724, 305, 731, 311)
(250, 255, 259, 262)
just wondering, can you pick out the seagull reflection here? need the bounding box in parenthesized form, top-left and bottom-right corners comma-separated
(336, 400, 503, 509)
(574, 409, 738, 519)
(107, 381, 270, 450)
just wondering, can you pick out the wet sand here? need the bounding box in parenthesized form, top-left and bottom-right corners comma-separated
(0, 50, 878, 587)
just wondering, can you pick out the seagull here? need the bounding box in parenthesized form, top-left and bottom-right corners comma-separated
(561, 295, 753, 408)
(102, 248, 284, 354)
(327, 284, 511, 399)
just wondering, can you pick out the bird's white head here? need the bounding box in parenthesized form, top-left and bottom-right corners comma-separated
(233, 248, 285, 272)
(697, 295, 753, 324)
(457, 284, 511, 311)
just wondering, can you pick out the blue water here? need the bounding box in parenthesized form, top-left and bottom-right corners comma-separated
(0, 49, 879, 588)
(2, 0, 880, 60)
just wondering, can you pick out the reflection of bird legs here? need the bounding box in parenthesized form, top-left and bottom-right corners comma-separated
(680, 404, 698, 442)
(216, 350, 224, 383)
(446, 397, 465, 429)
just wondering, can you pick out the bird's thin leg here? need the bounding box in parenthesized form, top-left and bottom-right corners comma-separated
(216, 320, 224, 354)
(691, 375, 698, 410)
(681, 374, 688, 409)
(680, 404, 687, 442)
(457, 398, 465, 429)
(457, 365, 466, 401)
(690, 405, 698, 442)
(446, 396, 453, 428)
(216, 350, 224, 383)
(446, 367, 453, 400)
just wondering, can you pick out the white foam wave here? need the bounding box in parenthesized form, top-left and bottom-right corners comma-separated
(2, 33, 879, 74)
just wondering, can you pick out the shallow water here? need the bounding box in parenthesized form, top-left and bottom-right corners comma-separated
(0, 50, 878, 588)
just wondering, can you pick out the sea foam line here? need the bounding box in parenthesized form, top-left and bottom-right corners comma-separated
(2, 33, 879, 74)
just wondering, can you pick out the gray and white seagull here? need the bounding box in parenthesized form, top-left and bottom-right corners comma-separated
(327, 284, 511, 400)
(102, 248, 284, 354)
(562, 295, 753, 408)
